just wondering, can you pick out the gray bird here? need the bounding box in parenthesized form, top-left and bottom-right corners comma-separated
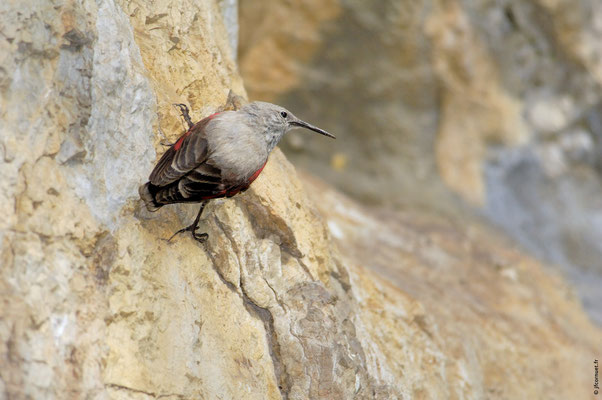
(139, 101, 335, 242)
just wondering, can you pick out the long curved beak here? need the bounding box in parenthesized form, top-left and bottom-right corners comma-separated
(290, 119, 336, 139)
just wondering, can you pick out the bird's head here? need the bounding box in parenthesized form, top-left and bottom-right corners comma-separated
(242, 101, 335, 152)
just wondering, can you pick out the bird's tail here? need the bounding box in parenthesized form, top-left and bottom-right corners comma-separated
(138, 182, 162, 212)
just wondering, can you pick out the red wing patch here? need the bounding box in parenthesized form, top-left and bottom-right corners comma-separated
(248, 161, 267, 184)
(173, 129, 193, 151)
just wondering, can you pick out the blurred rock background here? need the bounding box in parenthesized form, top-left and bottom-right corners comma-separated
(239, 0, 602, 324)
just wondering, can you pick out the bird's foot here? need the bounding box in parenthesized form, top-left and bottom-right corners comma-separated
(173, 103, 194, 130)
(160, 140, 175, 147)
(166, 224, 208, 243)
(192, 232, 209, 243)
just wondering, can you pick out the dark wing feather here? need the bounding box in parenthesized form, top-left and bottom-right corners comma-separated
(149, 118, 213, 187)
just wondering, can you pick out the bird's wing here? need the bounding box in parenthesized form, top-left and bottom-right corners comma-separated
(149, 116, 218, 187)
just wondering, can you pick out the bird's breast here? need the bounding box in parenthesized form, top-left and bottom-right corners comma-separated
(205, 115, 269, 184)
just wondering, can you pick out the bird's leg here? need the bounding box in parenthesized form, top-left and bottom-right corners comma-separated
(167, 202, 209, 243)
(174, 103, 194, 130)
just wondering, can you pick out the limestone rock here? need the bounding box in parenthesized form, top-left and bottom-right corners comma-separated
(2, 1, 601, 400)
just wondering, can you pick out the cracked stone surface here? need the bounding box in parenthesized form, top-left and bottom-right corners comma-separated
(1, 1, 601, 399)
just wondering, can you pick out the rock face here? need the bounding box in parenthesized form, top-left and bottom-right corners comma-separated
(238, 0, 602, 324)
(304, 174, 601, 400)
(1, 1, 601, 400)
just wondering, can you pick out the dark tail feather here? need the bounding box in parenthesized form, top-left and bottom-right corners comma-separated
(139, 182, 162, 212)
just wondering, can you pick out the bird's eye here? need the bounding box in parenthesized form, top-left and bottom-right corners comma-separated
(280, 111, 288, 118)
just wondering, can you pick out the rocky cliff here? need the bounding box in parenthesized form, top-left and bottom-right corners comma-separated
(239, 0, 602, 325)
(1, 1, 600, 399)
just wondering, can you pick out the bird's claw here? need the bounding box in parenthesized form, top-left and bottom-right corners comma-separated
(166, 224, 208, 243)
(192, 232, 208, 243)
(165, 202, 208, 244)
(173, 103, 194, 130)
(166, 227, 188, 242)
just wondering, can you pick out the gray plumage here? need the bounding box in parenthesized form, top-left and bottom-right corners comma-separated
(139, 101, 335, 213)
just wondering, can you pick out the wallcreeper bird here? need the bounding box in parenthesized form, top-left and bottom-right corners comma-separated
(139, 101, 335, 243)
